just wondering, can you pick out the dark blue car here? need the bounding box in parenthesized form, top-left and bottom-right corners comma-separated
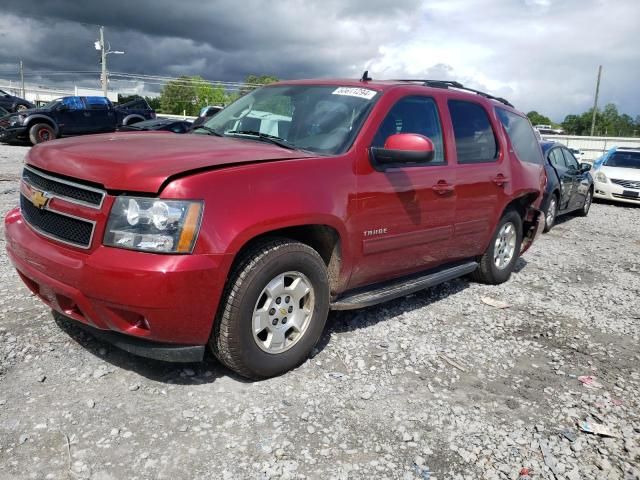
(540, 141, 594, 232)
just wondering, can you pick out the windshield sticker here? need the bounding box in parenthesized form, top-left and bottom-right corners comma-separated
(332, 87, 377, 100)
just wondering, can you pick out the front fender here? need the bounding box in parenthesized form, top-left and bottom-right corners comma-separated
(24, 115, 59, 136)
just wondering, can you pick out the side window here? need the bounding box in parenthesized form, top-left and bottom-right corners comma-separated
(448, 100, 498, 164)
(371, 96, 445, 165)
(495, 108, 543, 165)
(561, 148, 579, 170)
(84, 96, 110, 111)
(62, 97, 84, 110)
(549, 148, 567, 168)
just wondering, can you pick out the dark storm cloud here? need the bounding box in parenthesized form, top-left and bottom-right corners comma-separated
(0, 0, 422, 85)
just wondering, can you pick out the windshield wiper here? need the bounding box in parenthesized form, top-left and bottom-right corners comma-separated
(225, 130, 297, 150)
(193, 125, 223, 136)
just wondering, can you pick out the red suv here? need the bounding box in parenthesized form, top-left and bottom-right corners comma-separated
(4, 77, 545, 378)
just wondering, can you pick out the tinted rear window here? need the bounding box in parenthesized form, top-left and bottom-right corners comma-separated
(496, 108, 543, 165)
(605, 151, 640, 169)
(448, 100, 498, 164)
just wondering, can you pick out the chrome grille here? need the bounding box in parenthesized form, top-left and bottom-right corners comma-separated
(611, 178, 640, 190)
(22, 166, 105, 208)
(20, 194, 95, 248)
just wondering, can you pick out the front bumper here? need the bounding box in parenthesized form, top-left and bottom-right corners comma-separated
(5, 207, 232, 359)
(594, 180, 640, 205)
(0, 126, 26, 142)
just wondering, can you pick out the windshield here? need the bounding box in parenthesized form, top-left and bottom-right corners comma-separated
(605, 151, 640, 169)
(199, 85, 379, 155)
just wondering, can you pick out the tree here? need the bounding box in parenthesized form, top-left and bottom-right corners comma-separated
(526, 111, 552, 126)
(238, 74, 279, 97)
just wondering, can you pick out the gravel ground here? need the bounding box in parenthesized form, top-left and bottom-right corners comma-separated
(0, 143, 639, 480)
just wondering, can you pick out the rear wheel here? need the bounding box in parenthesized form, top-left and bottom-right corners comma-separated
(577, 189, 593, 217)
(471, 209, 522, 285)
(28, 123, 55, 145)
(210, 238, 329, 379)
(543, 194, 558, 232)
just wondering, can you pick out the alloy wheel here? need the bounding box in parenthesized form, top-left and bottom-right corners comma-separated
(494, 222, 517, 270)
(252, 271, 315, 354)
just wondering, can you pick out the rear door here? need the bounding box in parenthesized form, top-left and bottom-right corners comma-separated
(83, 97, 114, 133)
(350, 93, 456, 288)
(448, 98, 505, 258)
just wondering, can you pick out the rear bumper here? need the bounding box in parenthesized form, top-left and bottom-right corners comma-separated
(594, 180, 640, 205)
(5, 207, 232, 349)
(521, 207, 544, 254)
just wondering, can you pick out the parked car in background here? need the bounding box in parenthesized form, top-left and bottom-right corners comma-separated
(592, 147, 640, 205)
(5, 77, 546, 379)
(190, 105, 223, 130)
(0, 96, 155, 145)
(540, 141, 593, 231)
(119, 118, 192, 133)
(535, 124, 564, 135)
(0, 89, 34, 113)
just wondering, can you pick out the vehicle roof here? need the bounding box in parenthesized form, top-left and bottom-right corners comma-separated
(272, 78, 519, 112)
(540, 140, 563, 152)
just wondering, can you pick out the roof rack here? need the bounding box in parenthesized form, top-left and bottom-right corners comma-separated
(393, 79, 514, 108)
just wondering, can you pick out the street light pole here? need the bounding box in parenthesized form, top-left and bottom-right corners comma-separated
(590, 65, 602, 137)
(100, 26, 107, 97)
(19, 60, 25, 98)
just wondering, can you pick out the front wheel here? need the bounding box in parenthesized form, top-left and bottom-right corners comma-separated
(577, 189, 593, 217)
(28, 123, 55, 145)
(210, 239, 329, 379)
(543, 194, 558, 232)
(16, 104, 29, 112)
(471, 209, 523, 285)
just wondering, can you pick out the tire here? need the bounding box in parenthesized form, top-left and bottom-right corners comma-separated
(543, 193, 558, 233)
(210, 238, 329, 379)
(576, 188, 593, 217)
(471, 209, 523, 285)
(28, 123, 55, 145)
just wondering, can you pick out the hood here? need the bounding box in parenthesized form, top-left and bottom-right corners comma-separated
(600, 165, 640, 182)
(12, 106, 52, 116)
(27, 132, 314, 192)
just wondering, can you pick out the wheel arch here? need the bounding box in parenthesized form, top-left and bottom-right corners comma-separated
(230, 224, 346, 295)
(121, 114, 145, 126)
(24, 115, 59, 136)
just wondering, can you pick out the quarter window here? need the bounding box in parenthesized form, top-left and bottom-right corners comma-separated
(495, 108, 543, 165)
(372, 96, 445, 165)
(448, 100, 498, 164)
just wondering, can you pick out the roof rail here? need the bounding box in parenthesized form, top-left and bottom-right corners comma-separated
(392, 79, 514, 108)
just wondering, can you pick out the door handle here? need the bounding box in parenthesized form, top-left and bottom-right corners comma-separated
(492, 174, 509, 187)
(432, 180, 454, 195)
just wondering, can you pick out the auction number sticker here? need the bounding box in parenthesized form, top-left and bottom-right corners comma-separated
(332, 87, 377, 100)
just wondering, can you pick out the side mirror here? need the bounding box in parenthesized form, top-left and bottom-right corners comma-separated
(370, 133, 435, 171)
(580, 162, 592, 172)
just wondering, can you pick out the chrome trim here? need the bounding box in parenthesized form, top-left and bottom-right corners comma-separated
(23, 165, 106, 209)
(20, 192, 96, 250)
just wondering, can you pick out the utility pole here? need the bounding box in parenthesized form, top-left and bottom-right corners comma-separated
(19, 60, 25, 98)
(590, 65, 602, 137)
(94, 26, 124, 98)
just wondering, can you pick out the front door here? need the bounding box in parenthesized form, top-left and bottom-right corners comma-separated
(561, 148, 587, 209)
(548, 147, 576, 211)
(350, 94, 456, 289)
(56, 97, 87, 135)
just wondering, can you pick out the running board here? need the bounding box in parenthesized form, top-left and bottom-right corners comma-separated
(330, 261, 478, 310)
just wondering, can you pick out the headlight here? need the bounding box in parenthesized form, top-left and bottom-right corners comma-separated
(595, 172, 608, 183)
(104, 196, 203, 253)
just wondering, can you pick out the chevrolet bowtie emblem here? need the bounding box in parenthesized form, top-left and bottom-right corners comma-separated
(31, 189, 50, 209)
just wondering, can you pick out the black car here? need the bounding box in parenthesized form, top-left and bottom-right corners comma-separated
(0, 89, 34, 113)
(540, 141, 594, 232)
(118, 118, 192, 133)
(0, 95, 155, 145)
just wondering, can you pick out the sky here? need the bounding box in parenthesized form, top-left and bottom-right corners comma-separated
(0, 0, 638, 122)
